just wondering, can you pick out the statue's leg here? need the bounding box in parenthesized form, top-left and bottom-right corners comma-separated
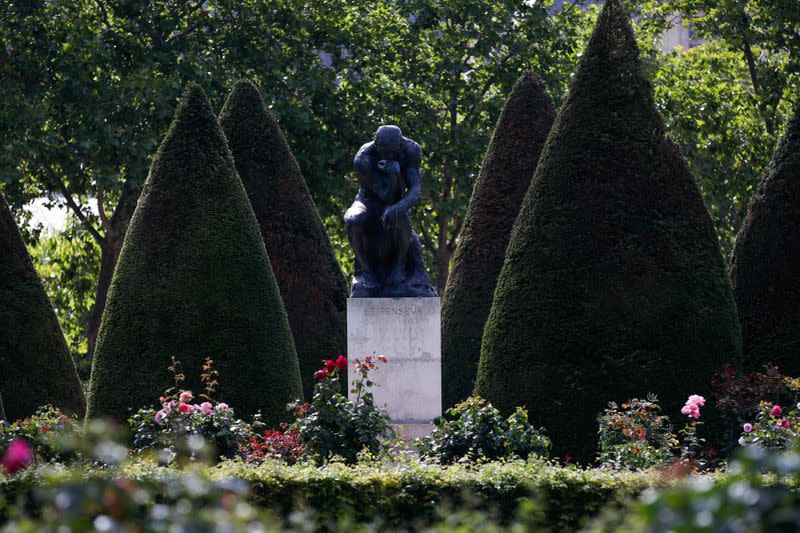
(345, 199, 378, 288)
(386, 210, 412, 286)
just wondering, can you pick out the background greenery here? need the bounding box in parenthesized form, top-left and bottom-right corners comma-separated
(2, 0, 798, 372)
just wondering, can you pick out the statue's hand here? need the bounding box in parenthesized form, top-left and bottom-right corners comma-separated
(381, 204, 402, 229)
(378, 159, 401, 176)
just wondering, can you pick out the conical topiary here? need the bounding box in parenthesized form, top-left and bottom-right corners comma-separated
(730, 105, 800, 375)
(474, 0, 741, 460)
(87, 85, 303, 425)
(441, 71, 555, 409)
(219, 80, 348, 399)
(0, 191, 86, 421)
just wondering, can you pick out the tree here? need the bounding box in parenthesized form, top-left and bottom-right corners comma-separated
(0, 0, 340, 364)
(441, 71, 555, 409)
(0, 191, 85, 421)
(641, 0, 800, 256)
(321, 0, 594, 291)
(219, 80, 348, 399)
(474, 0, 742, 460)
(730, 105, 800, 375)
(87, 85, 302, 424)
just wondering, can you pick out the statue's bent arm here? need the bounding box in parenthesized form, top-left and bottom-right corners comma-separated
(353, 143, 382, 197)
(397, 141, 423, 211)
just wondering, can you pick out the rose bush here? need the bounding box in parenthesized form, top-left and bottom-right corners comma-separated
(291, 355, 396, 464)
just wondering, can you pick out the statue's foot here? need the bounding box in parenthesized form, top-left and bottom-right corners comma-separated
(360, 271, 379, 289)
(385, 264, 406, 287)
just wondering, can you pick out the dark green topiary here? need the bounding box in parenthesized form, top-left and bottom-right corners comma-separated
(730, 105, 800, 375)
(219, 80, 348, 399)
(474, 0, 741, 460)
(0, 191, 86, 421)
(441, 71, 555, 409)
(87, 85, 303, 425)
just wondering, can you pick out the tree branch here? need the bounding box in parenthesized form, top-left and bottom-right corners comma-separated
(43, 163, 104, 244)
(447, 218, 463, 251)
(97, 187, 113, 233)
(738, 10, 775, 135)
(419, 221, 435, 251)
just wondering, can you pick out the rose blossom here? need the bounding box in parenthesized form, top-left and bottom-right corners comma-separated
(324, 359, 336, 372)
(771, 405, 783, 417)
(783, 420, 791, 429)
(178, 402, 191, 414)
(335, 355, 348, 370)
(743, 423, 753, 433)
(1, 439, 34, 475)
(681, 403, 701, 419)
(215, 403, 229, 412)
(200, 402, 213, 414)
(738, 436, 746, 447)
(314, 370, 327, 381)
(155, 410, 166, 422)
(179, 391, 193, 403)
(687, 395, 706, 407)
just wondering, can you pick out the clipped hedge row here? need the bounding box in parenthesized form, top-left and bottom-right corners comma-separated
(1, 459, 655, 531)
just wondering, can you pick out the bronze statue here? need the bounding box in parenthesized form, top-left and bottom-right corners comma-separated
(345, 125, 437, 297)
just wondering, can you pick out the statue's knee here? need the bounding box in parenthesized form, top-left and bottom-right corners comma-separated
(345, 207, 368, 231)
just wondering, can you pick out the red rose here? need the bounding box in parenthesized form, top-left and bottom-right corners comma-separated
(336, 355, 348, 370)
(314, 370, 327, 381)
(324, 359, 336, 371)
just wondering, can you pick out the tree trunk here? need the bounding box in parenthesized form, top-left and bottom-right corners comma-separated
(86, 233, 123, 362)
(86, 182, 138, 363)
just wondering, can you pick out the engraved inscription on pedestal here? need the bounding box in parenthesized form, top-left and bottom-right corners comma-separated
(347, 297, 441, 422)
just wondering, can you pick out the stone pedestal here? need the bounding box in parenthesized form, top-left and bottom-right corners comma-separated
(347, 297, 441, 435)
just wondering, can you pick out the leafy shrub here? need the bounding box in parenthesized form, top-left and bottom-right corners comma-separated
(738, 401, 800, 450)
(415, 396, 550, 464)
(596, 396, 677, 470)
(0, 405, 78, 465)
(242, 427, 305, 465)
(291, 355, 396, 464)
(711, 364, 800, 444)
(129, 357, 255, 461)
(618, 445, 800, 531)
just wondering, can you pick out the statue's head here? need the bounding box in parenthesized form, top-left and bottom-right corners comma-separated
(375, 125, 403, 160)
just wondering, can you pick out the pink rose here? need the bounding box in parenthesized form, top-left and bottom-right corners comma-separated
(162, 400, 176, 411)
(179, 391, 193, 403)
(687, 395, 706, 407)
(2, 439, 34, 475)
(155, 410, 166, 422)
(783, 420, 791, 429)
(681, 403, 700, 419)
(200, 402, 213, 414)
(215, 403, 229, 412)
(771, 405, 783, 417)
(178, 402, 191, 414)
(743, 423, 753, 433)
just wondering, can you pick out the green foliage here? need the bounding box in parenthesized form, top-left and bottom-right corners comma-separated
(0, 192, 86, 421)
(597, 397, 677, 471)
(416, 397, 550, 465)
(441, 71, 555, 408)
(738, 401, 800, 450)
(730, 105, 800, 375)
(611, 445, 800, 532)
(28, 222, 99, 378)
(291, 357, 396, 464)
(87, 85, 303, 425)
(219, 80, 349, 401)
(475, 0, 741, 461)
(0, 406, 78, 465)
(129, 359, 256, 462)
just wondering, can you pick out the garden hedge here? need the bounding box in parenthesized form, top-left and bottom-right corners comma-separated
(441, 71, 555, 409)
(475, 0, 741, 460)
(0, 191, 85, 421)
(219, 80, 348, 399)
(0, 459, 657, 531)
(730, 104, 800, 375)
(87, 85, 302, 425)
